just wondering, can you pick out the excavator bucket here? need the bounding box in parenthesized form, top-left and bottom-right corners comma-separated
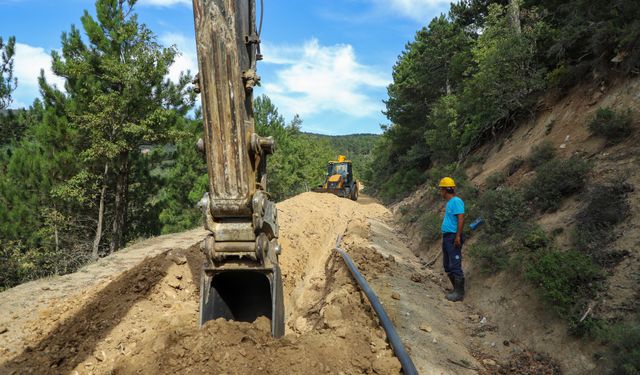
(192, 0, 285, 337)
(199, 266, 285, 336)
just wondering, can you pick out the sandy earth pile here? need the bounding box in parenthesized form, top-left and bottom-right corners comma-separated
(0, 193, 402, 375)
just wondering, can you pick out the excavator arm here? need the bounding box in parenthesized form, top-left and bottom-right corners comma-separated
(192, 0, 284, 337)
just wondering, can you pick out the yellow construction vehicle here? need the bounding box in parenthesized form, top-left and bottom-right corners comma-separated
(314, 155, 359, 201)
(192, 0, 284, 336)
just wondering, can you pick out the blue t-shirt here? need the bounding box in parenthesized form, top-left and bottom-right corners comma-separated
(441, 196, 464, 233)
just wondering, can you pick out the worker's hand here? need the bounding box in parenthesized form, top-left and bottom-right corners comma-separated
(454, 235, 462, 248)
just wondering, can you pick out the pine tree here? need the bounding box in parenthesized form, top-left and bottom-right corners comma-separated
(0, 35, 16, 110)
(42, 0, 194, 256)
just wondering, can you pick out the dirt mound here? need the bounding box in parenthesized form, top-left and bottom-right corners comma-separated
(0, 193, 402, 374)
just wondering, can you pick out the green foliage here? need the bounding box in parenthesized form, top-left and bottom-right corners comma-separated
(0, 35, 17, 110)
(603, 319, 640, 374)
(157, 119, 208, 234)
(527, 140, 556, 168)
(425, 95, 461, 163)
(303, 133, 378, 180)
(507, 156, 525, 176)
(525, 249, 602, 320)
(459, 3, 548, 148)
(515, 223, 551, 252)
(524, 157, 590, 211)
(0, 240, 91, 291)
(529, 0, 640, 74)
(369, 0, 640, 203)
(587, 107, 634, 144)
(418, 211, 441, 243)
(477, 188, 529, 235)
(254, 96, 335, 201)
(469, 239, 509, 274)
(572, 184, 631, 266)
(485, 171, 507, 190)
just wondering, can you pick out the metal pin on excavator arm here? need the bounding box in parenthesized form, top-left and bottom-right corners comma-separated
(192, 0, 284, 337)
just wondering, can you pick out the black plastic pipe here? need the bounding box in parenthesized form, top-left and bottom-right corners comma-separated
(333, 235, 419, 375)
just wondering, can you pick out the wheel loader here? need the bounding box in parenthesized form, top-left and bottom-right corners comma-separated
(191, 0, 284, 337)
(313, 155, 359, 201)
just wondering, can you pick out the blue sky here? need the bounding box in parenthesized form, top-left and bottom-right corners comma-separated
(1, 0, 451, 135)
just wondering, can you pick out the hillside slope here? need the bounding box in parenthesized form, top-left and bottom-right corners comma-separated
(393, 76, 640, 374)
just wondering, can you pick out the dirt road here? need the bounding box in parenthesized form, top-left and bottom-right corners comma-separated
(0, 192, 514, 374)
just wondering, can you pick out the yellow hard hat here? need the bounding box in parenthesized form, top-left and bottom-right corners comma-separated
(438, 177, 456, 188)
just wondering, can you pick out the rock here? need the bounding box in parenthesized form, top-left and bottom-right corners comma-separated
(432, 337, 438, 344)
(482, 359, 497, 366)
(410, 273, 423, 283)
(480, 317, 487, 324)
(372, 356, 401, 375)
(166, 252, 187, 265)
(323, 305, 343, 321)
(254, 316, 271, 333)
(163, 290, 177, 300)
(419, 324, 432, 333)
(468, 314, 480, 321)
(391, 292, 401, 300)
(294, 316, 309, 333)
(94, 350, 106, 362)
(503, 340, 510, 346)
(167, 280, 181, 289)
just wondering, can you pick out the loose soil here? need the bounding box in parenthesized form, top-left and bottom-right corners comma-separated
(0, 192, 568, 374)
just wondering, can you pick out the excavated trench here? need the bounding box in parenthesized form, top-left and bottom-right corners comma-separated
(0, 193, 402, 375)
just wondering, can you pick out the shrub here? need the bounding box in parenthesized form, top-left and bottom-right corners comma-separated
(469, 240, 509, 274)
(527, 141, 556, 168)
(418, 211, 441, 243)
(0, 241, 91, 291)
(506, 156, 525, 176)
(572, 184, 631, 266)
(587, 107, 634, 144)
(515, 223, 551, 252)
(477, 188, 529, 235)
(525, 249, 602, 319)
(485, 171, 507, 190)
(524, 157, 590, 211)
(603, 319, 640, 375)
(378, 168, 427, 203)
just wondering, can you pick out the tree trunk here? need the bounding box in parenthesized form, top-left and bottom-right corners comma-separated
(110, 152, 129, 254)
(509, 0, 521, 34)
(92, 163, 109, 260)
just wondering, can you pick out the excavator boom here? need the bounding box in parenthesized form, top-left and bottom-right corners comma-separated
(192, 0, 284, 337)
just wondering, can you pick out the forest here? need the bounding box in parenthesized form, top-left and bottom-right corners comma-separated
(0, 1, 375, 290)
(366, 0, 640, 202)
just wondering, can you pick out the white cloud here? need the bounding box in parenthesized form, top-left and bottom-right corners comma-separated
(138, 0, 191, 7)
(371, 0, 450, 21)
(160, 32, 198, 82)
(9, 43, 65, 108)
(261, 38, 389, 119)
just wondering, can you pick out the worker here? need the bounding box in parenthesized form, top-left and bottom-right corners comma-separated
(439, 177, 465, 302)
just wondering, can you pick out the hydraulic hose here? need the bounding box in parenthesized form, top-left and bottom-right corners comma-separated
(333, 235, 419, 375)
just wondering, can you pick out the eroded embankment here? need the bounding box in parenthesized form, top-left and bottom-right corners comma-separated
(0, 193, 403, 375)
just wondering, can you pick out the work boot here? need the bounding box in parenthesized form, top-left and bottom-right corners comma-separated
(446, 277, 465, 302)
(445, 273, 455, 293)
